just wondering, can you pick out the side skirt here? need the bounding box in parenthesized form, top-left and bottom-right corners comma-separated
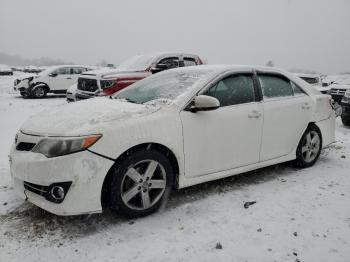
(177, 153, 296, 189)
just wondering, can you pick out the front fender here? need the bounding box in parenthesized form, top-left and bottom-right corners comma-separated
(89, 109, 185, 177)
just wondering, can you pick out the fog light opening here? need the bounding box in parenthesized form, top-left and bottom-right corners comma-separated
(50, 186, 65, 200)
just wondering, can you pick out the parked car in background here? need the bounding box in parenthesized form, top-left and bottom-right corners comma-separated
(14, 65, 96, 98)
(329, 77, 350, 103)
(295, 73, 329, 94)
(10, 65, 336, 217)
(23, 65, 43, 74)
(0, 64, 13, 75)
(340, 89, 350, 126)
(74, 52, 204, 101)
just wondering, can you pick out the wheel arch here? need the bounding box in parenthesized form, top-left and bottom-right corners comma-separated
(309, 121, 323, 146)
(101, 142, 180, 209)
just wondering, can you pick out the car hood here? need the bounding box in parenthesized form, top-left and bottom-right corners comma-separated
(81, 68, 150, 79)
(17, 73, 37, 80)
(20, 97, 161, 136)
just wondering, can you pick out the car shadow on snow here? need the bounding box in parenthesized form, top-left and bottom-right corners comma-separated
(1, 163, 302, 243)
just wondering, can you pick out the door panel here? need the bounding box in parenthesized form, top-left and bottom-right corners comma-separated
(180, 102, 263, 177)
(258, 73, 312, 161)
(49, 67, 72, 91)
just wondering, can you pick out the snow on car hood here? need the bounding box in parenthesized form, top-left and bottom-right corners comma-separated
(20, 97, 160, 136)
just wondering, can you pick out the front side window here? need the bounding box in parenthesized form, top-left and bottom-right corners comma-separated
(156, 57, 179, 70)
(204, 74, 255, 107)
(258, 74, 293, 98)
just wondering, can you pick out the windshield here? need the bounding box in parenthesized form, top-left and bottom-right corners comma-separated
(117, 55, 156, 71)
(112, 69, 213, 104)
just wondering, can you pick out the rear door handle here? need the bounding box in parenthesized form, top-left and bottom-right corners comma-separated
(248, 110, 262, 119)
(66, 77, 72, 79)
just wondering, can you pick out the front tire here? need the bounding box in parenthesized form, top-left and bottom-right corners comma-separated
(109, 149, 174, 218)
(20, 91, 30, 98)
(32, 85, 47, 98)
(294, 125, 322, 168)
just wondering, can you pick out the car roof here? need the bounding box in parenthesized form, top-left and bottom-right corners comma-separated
(165, 64, 293, 75)
(142, 52, 200, 58)
(294, 73, 321, 78)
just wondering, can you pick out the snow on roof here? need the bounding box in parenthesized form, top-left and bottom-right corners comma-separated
(294, 73, 321, 78)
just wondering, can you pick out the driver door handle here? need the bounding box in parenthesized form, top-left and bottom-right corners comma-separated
(248, 110, 262, 119)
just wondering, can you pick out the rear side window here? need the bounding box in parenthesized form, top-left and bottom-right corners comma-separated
(52, 67, 70, 75)
(258, 74, 293, 98)
(72, 67, 85, 74)
(184, 57, 197, 67)
(204, 74, 255, 107)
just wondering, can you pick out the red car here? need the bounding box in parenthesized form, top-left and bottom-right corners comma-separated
(74, 52, 204, 100)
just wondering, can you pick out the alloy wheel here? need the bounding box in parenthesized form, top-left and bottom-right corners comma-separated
(301, 130, 321, 163)
(34, 87, 45, 98)
(120, 160, 166, 210)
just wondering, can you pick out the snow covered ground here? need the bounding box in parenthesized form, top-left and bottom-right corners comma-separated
(0, 73, 349, 262)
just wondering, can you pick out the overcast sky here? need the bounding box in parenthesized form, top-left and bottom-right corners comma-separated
(1, 0, 349, 73)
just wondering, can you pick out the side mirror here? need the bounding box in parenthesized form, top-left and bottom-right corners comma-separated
(188, 95, 220, 112)
(49, 73, 58, 77)
(151, 64, 168, 73)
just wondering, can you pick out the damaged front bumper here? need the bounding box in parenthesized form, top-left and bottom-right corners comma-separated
(9, 133, 114, 216)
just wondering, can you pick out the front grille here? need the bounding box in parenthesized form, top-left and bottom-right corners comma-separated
(77, 78, 98, 92)
(16, 142, 36, 151)
(330, 89, 346, 96)
(24, 182, 49, 197)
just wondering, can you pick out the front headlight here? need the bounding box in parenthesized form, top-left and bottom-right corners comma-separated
(344, 89, 350, 98)
(100, 79, 115, 89)
(32, 135, 101, 158)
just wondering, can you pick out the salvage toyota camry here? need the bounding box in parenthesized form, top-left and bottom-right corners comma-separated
(9, 65, 335, 217)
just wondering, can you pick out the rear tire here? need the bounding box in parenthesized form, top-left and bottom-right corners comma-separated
(294, 125, 322, 168)
(109, 149, 174, 218)
(341, 117, 350, 127)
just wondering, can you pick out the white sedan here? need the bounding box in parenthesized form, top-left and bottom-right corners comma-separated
(9, 65, 335, 217)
